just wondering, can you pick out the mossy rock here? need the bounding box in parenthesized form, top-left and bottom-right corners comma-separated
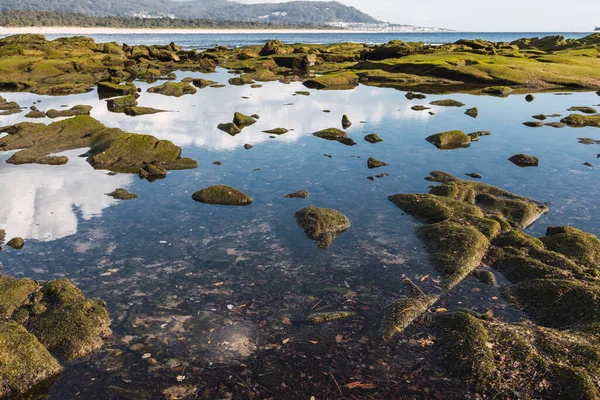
(388, 193, 484, 223)
(341, 114, 352, 129)
(218, 122, 242, 136)
(192, 78, 217, 88)
(561, 114, 600, 127)
(364, 133, 382, 143)
(509, 154, 539, 167)
(46, 105, 92, 119)
(228, 76, 255, 86)
(303, 71, 359, 90)
(430, 99, 465, 107)
(233, 112, 256, 128)
(313, 128, 346, 140)
(381, 295, 438, 341)
(424, 170, 459, 183)
(107, 188, 138, 200)
(97, 81, 136, 98)
(492, 230, 544, 250)
(0, 275, 39, 318)
(124, 107, 167, 116)
(482, 86, 513, 96)
(192, 185, 253, 206)
(433, 312, 600, 399)
(295, 206, 350, 249)
(0, 321, 62, 399)
(568, 106, 598, 114)
(411, 105, 430, 111)
(106, 95, 137, 111)
(29, 297, 111, 361)
(472, 269, 497, 286)
(263, 128, 288, 135)
(417, 222, 490, 289)
(465, 107, 478, 118)
(501, 279, 600, 328)
(147, 81, 197, 97)
(367, 157, 388, 169)
(426, 130, 471, 149)
(284, 190, 309, 199)
(540, 226, 600, 274)
(0, 116, 196, 175)
(405, 91, 426, 100)
(7, 237, 24, 249)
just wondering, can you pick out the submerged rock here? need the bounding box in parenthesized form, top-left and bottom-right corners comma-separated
(147, 81, 197, 97)
(295, 206, 350, 249)
(6, 237, 24, 249)
(364, 133, 383, 143)
(107, 188, 138, 200)
(263, 128, 288, 135)
(430, 99, 465, 107)
(341, 114, 352, 129)
(46, 105, 92, 119)
(308, 311, 355, 324)
(284, 190, 309, 199)
(313, 128, 346, 140)
(367, 157, 388, 169)
(192, 185, 253, 206)
(465, 107, 478, 118)
(509, 154, 539, 167)
(426, 130, 471, 149)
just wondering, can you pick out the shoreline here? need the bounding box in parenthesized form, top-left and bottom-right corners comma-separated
(0, 27, 593, 36)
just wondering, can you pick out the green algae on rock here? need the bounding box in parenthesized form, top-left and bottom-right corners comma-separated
(465, 107, 478, 118)
(303, 71, 359, 90)
(284, 190, 309, 199)
(472, 269, 497, 286)
(509, 153, 539, 167)
(45, 105, 92, 119)
(0, 275, 39, 318)
(411, 105, 430, 111)
(426, 130, 471, 149)
(568, 106, 598, 114)
(233, 112, 256, 128)
(147, 81, 197, 97)
(367, 157, 388, 169)
(263, 128, 288, 135)
(381, 295, 438, 342)
(341, 114, 352, 129)
(430, 99, 465, 107)
(6, 237, 24, 250)
(405, 91, 427, 100)
(295, 206, 350, 249)
(0, 115, 197, 175)
(192, 185, 253, 206)
(540, 226, 600, 274)
(217, 122, 242, 136)
(432, 311, 600, 399)
(364, 133, 383, 143)
(124, 106, 167, 116)
(97, 82, 136, 99)
(561, 114, 600, 127)
(107, 188, 138, 200)
(313, 127, 347, 140)
(0, 321, 62, 399)
(106, 95, 137, 112)
(192, 78, 218, 88)
(482, 86, 513, 96)
(523, 121, 544, 127)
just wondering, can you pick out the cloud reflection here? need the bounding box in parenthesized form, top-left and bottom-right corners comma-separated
(0, 150, 132, 241)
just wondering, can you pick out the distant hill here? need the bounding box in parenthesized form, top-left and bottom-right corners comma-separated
(0, 0, 380, 25)
(0, 10, 340, 29)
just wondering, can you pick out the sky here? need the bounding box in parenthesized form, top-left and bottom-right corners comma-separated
(235, 0, 600, 32)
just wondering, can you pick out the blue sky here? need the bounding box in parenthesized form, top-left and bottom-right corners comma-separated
(236, 0, 600, 31)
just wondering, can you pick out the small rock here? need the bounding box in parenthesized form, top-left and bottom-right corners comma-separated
(465, 173, 482, 179)
(465, 107, 478, 118)
(509, 154, 539, 167)
(7, 237, 24, 249)
(284, 190, 309, 199)
(342, 115, 352, 129)
(525, 94, 535, 102)
(367, 157, 388, 169)
(523, 121, 544, 127)
(192, 185, 253, 206)
(244, 144, 253, 150)
(107, 188, 138, 200)
(364, 134, 383, 143)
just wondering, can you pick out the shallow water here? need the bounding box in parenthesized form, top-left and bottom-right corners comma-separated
(0, 31, 593, 49)
(0, 70, 599, 398)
